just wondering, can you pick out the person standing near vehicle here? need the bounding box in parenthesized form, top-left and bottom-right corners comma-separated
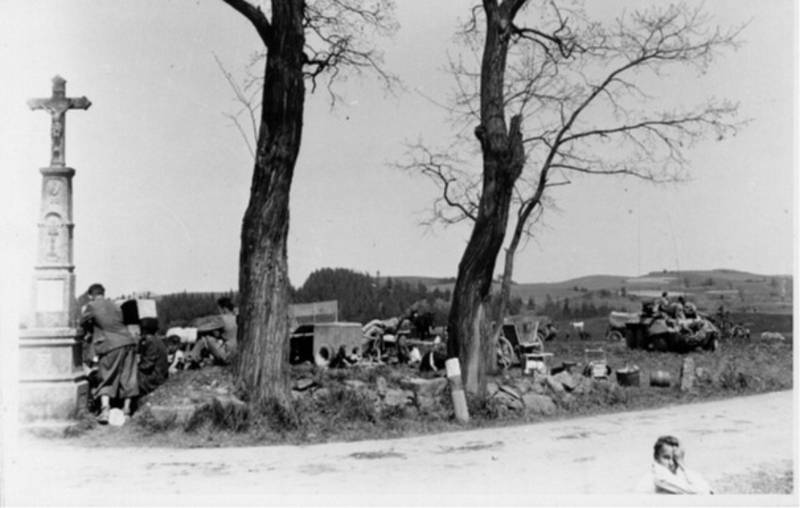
(80, 283, 139, 423)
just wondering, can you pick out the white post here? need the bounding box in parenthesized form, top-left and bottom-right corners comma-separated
(445, 357, 469, 424)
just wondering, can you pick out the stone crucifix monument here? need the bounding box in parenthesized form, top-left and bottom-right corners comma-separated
(19, 75, 91, 421)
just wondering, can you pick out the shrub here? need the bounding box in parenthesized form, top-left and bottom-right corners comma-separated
(592, 380, 629, 405)
(317, 386, 378, 424)
(184, 398, 250, 433)
(718, 361, 750, 392)
(254, 396, 303, 433)
(133, 408, 178, 435)
(466, 394, 504, 420)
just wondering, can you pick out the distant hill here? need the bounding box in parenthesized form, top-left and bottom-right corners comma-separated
(391, 269, 793, 315)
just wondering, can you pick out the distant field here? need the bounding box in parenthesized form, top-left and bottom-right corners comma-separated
(402, 269, 793, 316)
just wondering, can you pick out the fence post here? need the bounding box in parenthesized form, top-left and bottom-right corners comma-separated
(445, 357, 470, 424)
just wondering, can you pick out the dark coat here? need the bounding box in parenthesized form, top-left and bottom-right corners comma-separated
(138, 334, 169, 396)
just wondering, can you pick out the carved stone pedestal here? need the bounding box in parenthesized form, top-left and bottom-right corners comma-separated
(19, 328, 87, 421)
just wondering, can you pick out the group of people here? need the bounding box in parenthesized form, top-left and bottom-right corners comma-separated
(656, 292, 699, 320)
(79, 284, 716, 494)
(646, 291, 705, 333)
(80, 283, 238, 424)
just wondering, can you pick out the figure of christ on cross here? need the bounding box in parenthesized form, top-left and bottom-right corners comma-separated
(27, 75, 91, 167)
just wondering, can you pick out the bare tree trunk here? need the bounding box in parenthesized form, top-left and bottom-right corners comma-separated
(491, 180, 546, 353)
(235, 0, 305, 408)
(447, 1, 525, 396)
(487, 243, 518, 367)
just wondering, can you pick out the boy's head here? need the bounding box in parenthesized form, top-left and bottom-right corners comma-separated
(653, 435, 681, 473)
(165, 335, 182, 354)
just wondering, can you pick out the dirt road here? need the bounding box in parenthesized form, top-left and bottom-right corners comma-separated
(3, 390, 795, 505)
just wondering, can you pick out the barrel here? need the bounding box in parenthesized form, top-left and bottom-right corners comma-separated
(649, 370, 672, 387)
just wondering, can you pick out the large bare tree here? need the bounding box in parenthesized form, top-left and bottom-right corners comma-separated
(400, 1, 742, 395)
(219, 0, 395, 407)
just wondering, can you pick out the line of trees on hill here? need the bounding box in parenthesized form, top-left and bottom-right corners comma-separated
(292, 268, 452, 324)
(153, 268, 620, 331)
(153, 268, 453, 330)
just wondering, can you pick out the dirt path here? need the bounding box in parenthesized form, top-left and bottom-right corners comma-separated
(3, 391, 794, 505)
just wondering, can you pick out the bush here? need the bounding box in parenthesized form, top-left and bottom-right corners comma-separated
(593, 380, 629, 405)
(317, 386, 378, 424)
(467, 394, 504, 420)
(254, 396, 303, 433)
(133, 408, 178, 435)
(717, 361, 750, 392)
(184, 398, 250, 433)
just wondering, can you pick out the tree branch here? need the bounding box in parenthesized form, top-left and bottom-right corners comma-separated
(220, 0, 273, 46)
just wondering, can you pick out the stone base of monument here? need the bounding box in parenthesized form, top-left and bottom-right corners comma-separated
(19, 328, 88, 422)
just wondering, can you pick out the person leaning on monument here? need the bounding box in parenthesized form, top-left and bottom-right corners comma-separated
(635, 435, 714, 494)
(79, 283, 139, 424)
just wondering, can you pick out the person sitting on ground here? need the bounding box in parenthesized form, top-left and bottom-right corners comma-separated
(656, 292, 671, 315)
(165, 335, 185, 374)
(79, 283, 139, 423)
(186, 315, 235, 367)
(636, 435, 713, 494)
(137, 317, 170, 396)
(216, 296, 238, 353)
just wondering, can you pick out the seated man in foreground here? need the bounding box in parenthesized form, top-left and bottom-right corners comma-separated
(636, 435, 713, 494)
(186, 314, 237, 367)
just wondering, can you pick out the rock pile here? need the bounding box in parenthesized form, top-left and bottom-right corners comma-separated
(486, 371, 617, 416)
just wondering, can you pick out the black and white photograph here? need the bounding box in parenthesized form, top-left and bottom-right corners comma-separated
(0, 0, 796, 505)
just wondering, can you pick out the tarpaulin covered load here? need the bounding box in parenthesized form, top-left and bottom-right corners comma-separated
(608, 311, 639, 329)
(166, 327, 197, 344)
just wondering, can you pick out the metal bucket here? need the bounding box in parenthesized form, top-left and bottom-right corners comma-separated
(616, 366, 640, 386)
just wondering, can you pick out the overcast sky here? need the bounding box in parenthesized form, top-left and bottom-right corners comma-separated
(0, 0, 795, 299)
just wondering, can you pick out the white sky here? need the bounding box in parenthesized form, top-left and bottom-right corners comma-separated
(0, 0, 796, 298)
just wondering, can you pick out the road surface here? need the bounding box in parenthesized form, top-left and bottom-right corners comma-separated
(2, 390, 795, 505)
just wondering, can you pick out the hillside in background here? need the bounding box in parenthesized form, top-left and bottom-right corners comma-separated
(147, 268, 792, 331)
(396, 269, 793, 315)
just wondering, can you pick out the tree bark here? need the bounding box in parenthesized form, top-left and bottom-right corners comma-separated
(234, 0, 305, 408)
(447, 1, 526, 396)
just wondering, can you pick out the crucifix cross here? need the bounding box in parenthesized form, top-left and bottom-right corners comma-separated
(27, 75, 91, 167)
